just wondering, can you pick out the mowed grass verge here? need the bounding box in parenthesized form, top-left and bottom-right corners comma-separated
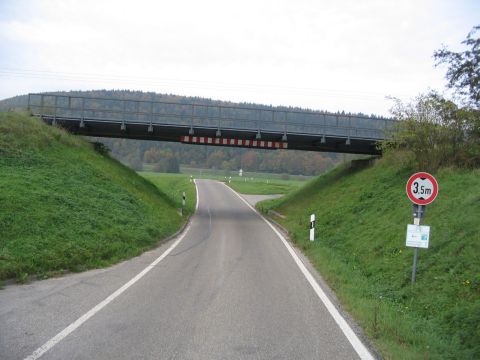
(0, 112, 194, 282)
(141, 171, 302, 198)
(258, 161, 480, 359)
(176, 165, 310, 195)
(227, 177, 304, 195)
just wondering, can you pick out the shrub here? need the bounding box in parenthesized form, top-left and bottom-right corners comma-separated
(381, 93, 480, 171)
(91, 141, 110, 155)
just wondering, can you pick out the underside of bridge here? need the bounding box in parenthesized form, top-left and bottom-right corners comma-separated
(41, 116, 381, 155)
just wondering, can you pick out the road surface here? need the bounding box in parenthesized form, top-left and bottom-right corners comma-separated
(0, 180, 374, 359)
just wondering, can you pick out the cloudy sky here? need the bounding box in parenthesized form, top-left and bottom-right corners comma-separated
(0, 0, 478, 115)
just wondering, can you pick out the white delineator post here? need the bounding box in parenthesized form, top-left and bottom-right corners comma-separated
(310, 214, 315, 241)
(181, 191, 186, 216)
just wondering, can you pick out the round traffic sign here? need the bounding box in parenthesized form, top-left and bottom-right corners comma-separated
(406, 172, 439, 205)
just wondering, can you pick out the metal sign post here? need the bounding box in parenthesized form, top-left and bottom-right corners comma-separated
(405, 172, 438, 284)
(410, 205, 425, 283)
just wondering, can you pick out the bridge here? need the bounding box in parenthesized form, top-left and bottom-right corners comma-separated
(28, 93, 395, 154)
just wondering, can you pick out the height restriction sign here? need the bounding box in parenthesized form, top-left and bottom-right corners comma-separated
(406, 172, 439, 205)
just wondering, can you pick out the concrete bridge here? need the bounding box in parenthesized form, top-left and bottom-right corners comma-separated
(28, 93, 395, 154)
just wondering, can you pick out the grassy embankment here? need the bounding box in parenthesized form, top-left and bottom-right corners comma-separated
(139, 172, 196, 213)
(0, 112, 195, 282)
(258, 161, 479, 359)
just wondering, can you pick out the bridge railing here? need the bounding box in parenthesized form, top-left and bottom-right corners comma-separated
(28, 93, 395, 140)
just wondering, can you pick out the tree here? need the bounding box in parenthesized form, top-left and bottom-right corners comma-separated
(381, 27, 480, 170)
(381, 92, 479, 170)
(206, 151, 225, 169)
(434, 25, 480, 108)
(153, 154, 179, 173)
(241, 151, 259, 171)
(143, 148, 162, 163)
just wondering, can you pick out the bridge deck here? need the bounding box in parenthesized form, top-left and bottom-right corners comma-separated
(28, 93, 395, 154)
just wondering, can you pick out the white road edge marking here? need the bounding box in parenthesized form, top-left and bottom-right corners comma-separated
(24, 180, 199, 360)
(223, 183, 374, 360)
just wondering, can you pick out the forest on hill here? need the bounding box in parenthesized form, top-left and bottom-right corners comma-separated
(98, 137, 340, 176)
(0, 89, 384, 118)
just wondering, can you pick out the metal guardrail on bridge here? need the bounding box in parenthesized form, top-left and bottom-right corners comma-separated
(28, 93, 395, 154)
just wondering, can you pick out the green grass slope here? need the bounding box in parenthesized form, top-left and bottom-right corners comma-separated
(259, 161, 480, 359)
(0, 112, 190, 282)
(227, 178, 303, 195)
(139, 172, 197, 214)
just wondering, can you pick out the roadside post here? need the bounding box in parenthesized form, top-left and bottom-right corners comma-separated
(405, 172, 438, 284)
(181, 191, 186, 216)
(309, 214, 315, 241)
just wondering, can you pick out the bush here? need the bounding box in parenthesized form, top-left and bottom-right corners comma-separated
(381, 93, 480, 170)
(91, 141, 110, 155)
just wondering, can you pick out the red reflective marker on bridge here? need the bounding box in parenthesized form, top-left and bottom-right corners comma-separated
(180, 136, 288, 149)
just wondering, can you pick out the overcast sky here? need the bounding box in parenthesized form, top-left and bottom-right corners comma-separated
(0, 0, 478, 116)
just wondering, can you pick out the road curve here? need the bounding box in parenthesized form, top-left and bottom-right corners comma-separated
(1, 180, 369, 359)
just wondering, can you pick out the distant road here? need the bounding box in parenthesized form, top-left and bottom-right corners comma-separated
(0, 180, 373, 359)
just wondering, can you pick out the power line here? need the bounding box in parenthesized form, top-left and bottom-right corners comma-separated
(0, 67, 408, 101)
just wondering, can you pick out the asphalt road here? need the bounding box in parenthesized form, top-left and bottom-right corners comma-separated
(0, 180, 372, 359)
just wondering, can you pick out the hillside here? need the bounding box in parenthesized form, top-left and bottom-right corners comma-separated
(0, 112, 190, 282)
(258, 161, 480, 359)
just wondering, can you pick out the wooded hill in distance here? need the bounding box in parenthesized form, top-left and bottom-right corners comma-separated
(98, 137, 339, 176)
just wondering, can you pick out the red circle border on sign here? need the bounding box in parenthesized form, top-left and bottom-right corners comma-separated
(406, 172, 439, 205)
